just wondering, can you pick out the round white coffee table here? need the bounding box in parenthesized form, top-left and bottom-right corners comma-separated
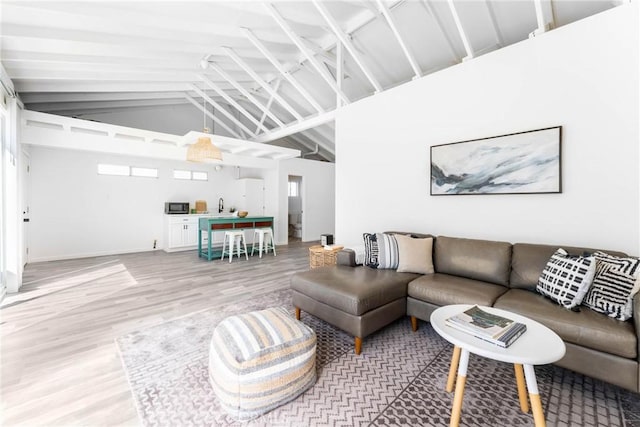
(431, 304, 566, 427)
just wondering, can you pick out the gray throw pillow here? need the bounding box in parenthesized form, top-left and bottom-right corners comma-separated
(395, 234, 434, 274)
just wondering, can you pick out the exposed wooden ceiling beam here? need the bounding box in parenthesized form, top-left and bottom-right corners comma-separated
(312, 0, 382, 93)
(252, 110, 336, 144)
(484, 0, 504, 47)
(447, 0, 474, 60)
(375, 0, 422, 79)
(256, 79, 281, 134)
(14, 81, 193, 93)
(198, 74, 270, 134)
(183, 93, 241, 139)
(189, 84, 256, 138)
(242, 28, 324, 114)
(206, 62, 286, 128)
(223, 47, 303, 122)
(264, 2, 350, 106)
(531, 0, 555, 37)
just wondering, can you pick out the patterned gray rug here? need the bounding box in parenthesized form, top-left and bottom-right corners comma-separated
(117, 289, 640, 426)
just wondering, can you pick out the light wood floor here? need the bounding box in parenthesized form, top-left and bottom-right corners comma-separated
(1, 242, 313, 426)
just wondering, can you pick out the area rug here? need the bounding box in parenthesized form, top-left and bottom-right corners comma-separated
(117, 289, 640, 427)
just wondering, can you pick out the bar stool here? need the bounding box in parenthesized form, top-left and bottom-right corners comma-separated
(221, 230, 248, 263)
(251, 228, 276, 258)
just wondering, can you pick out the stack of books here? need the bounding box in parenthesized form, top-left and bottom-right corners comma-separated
(445, 305, 527, 348)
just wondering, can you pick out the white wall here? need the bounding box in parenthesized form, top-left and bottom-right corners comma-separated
(275, 158, 335, 244)
(335, 4, 639, 255)
(28, 147, 253, 261)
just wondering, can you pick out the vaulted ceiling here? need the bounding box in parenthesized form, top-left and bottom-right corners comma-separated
(0, 1, 622, 162)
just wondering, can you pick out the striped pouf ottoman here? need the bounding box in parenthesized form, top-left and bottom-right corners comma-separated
(208, 307, 317, 420)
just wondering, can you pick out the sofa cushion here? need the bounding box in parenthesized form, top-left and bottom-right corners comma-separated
(494, 289, 637, 359)
(408, 273, 508, 307)
(290, 266, 419, 316)
(583, 251, 640, 321)
(434, 236, 512, 286)
(395, 234, 434, 274)
(510, 243, 628, 291)
(536, 248, 596, 309)
(376, 233, 400, 269)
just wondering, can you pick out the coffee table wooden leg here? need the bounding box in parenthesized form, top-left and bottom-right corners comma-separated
(524, 364, 546, 427)
(449, 348, 469, 427)
(514, 364, 529, 413)
(295, 307, 301, 320)
(446, 346, 461, 392)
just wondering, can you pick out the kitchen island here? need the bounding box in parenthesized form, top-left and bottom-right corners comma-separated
(198, 216, 274, 261)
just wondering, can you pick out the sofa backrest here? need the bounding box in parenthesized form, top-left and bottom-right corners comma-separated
(510, 243, 628, 291)
(435, 236, 512, 286)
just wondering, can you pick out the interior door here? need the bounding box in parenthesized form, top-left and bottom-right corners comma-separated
(20, 150, 30, 266)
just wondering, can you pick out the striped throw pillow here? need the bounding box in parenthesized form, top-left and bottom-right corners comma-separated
(376, 233, 399, 270)
(363, 233, 379, 268)
(582, 251, 640, 321)
(537, 248, 596, 309)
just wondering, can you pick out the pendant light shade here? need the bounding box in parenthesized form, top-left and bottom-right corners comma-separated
(186, 135, 223, 162)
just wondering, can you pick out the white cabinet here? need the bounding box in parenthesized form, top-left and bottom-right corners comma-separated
(238, 178, 264, 216)
(164, 215, 206, 252)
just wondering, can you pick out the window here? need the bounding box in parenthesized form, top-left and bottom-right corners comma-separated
(173, 169, 208, 181)
(98, 164, 158, 178)
(192, 171, 208, 181)
(98, 164, 129, 176)
(288, 181, 299, 197)
(173, 170, 191, 180)
(131, 167, 158, 178)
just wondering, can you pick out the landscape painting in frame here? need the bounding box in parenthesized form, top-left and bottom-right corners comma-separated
(430, 126, 562, 195)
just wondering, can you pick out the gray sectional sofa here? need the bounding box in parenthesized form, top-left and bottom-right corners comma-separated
(290, 234, 640, 393)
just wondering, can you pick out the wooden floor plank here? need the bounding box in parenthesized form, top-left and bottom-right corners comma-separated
(1, 241, 312, 426)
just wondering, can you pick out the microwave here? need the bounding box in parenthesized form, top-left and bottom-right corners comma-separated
(165, 202, 190, 214)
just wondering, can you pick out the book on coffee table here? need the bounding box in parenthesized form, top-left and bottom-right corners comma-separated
(445, 305, 527, 348)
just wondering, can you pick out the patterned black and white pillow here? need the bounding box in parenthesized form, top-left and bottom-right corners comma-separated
(582, 251, 640, 321)
(537, 248, 596, 309)
(363, 233, 379, 268)
(376, 233, 399, 270)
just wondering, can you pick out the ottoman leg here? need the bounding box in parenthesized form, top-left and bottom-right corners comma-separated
(295, 307, 301, 320)
(355, 337, 362, 355)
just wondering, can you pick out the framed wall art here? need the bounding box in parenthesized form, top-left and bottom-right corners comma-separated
(430, 126, 562, 195)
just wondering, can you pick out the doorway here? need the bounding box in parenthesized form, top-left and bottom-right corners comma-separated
(20, 149, 30, 267)
(287, 175, 302, 242)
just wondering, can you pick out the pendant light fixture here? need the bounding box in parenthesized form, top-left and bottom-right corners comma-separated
(187, 98, 223, 162)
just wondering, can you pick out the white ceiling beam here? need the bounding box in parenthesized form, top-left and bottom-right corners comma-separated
(242, 28, 324, 114)
(189, 85, 257, 138)
(198, 74, 270, 134)
(183, 93, 242, 139)
(30, 98, 190, 113)
(484, 0, 504, 47)
(531, 0, 555, 37)
(20, 91, 190, 104)
(257, 79, 282, 134)
(311, 0, 383, 93)
(4, 68, 199, 82)
(446, 0, 474, 60)
(207, 62, 286, 128)
(14, 81, 192, 93)
(336, 41, 344, 109)
(223, 47, 303, 122)
(264, 2, 350, 105)
(375, 0, 422, 79)
(420, 0, 459, 63)
(252, 110, 336, 144)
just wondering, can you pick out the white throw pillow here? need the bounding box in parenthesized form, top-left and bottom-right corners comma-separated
(395, 234, 434, 275)
(537, 248, 596, 309)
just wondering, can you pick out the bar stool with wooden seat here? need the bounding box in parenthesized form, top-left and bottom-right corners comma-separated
(221, 230, 248, 262)
(251, 228, 276, 258)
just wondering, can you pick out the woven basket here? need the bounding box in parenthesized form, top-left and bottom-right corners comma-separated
(309, 245, 343, 269)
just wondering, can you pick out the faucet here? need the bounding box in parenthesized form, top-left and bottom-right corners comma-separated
(218, 198, 224, 213)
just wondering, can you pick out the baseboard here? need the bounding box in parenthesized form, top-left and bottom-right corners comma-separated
(28, 247, 162, 263)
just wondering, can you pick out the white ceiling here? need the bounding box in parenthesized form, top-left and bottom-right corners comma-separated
(0, 0, 622, 162)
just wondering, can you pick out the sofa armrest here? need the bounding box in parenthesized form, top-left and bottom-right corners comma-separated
(634, 291, 640, 362)
(337, 249, 357, 267)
